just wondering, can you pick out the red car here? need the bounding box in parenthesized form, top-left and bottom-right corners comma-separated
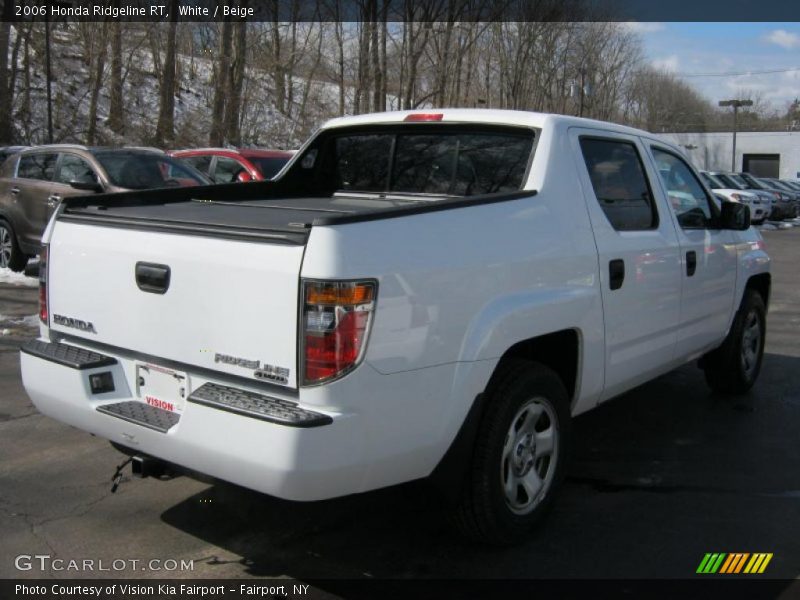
(169, 148, 295, 183)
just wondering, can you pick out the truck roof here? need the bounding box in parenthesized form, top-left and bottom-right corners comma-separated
(321, 108, 655, 139)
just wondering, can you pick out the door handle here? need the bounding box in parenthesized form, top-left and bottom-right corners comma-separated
(686, 251, 697, 277)
(10, 187, 19, 195)
(609, 259, 625, 290)
(135, 262, 171, 294)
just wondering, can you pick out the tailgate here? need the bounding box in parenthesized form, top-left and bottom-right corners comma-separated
(47, 221, 303, 388)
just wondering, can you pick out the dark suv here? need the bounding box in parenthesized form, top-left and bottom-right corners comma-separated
(0, 145, 210, 271)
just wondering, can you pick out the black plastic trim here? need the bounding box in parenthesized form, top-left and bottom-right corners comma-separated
(311, 190, 537, 226)
(97, 400, 180, 433)
(188, 382, 332, 427)
(57, 214, 309, 245)
(20, 339, 117, 370)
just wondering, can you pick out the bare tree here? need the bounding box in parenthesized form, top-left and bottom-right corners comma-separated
(209, 17, 233, 146)
(224, 19, 248, 145)
(107, 21, 125, 134)
(155, 0, 180, 146)
(87, 22, 109, 144)
(0, 10, 13, 143)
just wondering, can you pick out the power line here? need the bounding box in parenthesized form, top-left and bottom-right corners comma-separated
(678, 66, 800, 78)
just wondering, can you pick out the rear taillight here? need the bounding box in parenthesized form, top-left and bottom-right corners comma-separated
(39, 245, 48, 324)
(301, 279, 377, 385)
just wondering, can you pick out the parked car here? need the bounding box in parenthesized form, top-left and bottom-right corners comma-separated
(782, 179, 800, 193)
(700, 171, 766, 224)
(21, 110, 768, 545)
(170, 148, 294, 183)
(0, 145, 210, 271)
(759, 178, 800, 217)
(709, 171, 786, 220)
(737, 172, 798, 220)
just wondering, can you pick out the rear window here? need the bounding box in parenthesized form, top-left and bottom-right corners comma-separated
(329, 130, 534, 196)
(94, 152, 207, 190)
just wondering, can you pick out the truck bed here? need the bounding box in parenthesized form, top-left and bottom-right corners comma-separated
(59, 182, 534, 244)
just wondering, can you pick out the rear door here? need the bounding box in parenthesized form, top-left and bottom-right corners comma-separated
(13, 152, 58, 247)
(571, 129, 682, 400)
(647, 145, 737, 359)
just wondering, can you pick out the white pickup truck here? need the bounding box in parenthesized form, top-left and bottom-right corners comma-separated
(21, 110, 770, 544)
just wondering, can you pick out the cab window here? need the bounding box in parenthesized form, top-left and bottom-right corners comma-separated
(652, 148, 717, 229)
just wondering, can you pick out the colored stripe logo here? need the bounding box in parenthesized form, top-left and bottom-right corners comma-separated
(697, 553, 773, 574)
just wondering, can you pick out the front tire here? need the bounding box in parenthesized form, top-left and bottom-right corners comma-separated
(451, 360, 570, 545)
(0, 220, 27, 272)
(703, 290, 766, 395)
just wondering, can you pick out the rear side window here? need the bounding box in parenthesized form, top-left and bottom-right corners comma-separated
(17, 153, 57, 181)
(579, 138, 657, 231)
(181, 155, 212, 175)
(331, 131, 533, 196)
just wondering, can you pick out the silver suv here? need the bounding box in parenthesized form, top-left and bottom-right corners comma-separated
(0, 145, 210, 271)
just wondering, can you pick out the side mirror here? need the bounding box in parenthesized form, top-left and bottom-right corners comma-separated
(236, 171, 253, 183)
(69, 180, 103, 193)
(719, 200, 750, 230)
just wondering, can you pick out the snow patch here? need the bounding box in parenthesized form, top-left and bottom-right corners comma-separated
(0, 314, 39, 327)
(0, 268, 38, 287)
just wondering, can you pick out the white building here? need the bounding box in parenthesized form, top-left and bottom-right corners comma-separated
(660, 131, 800, 180)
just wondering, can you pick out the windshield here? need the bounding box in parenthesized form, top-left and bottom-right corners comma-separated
(701, 172, 724, 189)
(322, 130, 534, 196)
(712, 173, 739, 189)
(757, 178, 779, 190)
(724, 173, 750, 189)
(252, 157, 291, 179)
(94, 152, 209, 190)
(770, 180, 794, 192)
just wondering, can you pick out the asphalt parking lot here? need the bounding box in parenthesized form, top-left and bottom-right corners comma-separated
(1, 228, 799, 586)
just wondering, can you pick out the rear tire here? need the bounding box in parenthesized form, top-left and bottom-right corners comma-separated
(703, 290, 766, 395)
(451, 360, 571, 545)
(0, 220, 27, 272)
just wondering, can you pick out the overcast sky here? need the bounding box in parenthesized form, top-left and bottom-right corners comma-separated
(628, 22, 800, 112)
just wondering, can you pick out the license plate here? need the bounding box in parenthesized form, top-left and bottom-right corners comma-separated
(136, 363, 188, 414)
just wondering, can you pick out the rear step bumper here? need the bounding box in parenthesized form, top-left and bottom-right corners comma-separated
(20, 339, 366, 501)
(21, 339, 118, 370)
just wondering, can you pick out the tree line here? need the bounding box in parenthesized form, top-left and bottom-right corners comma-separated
(0, 0, 793, 148)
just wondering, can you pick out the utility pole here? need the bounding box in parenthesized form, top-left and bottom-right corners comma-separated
(719, 99, 753, 172)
